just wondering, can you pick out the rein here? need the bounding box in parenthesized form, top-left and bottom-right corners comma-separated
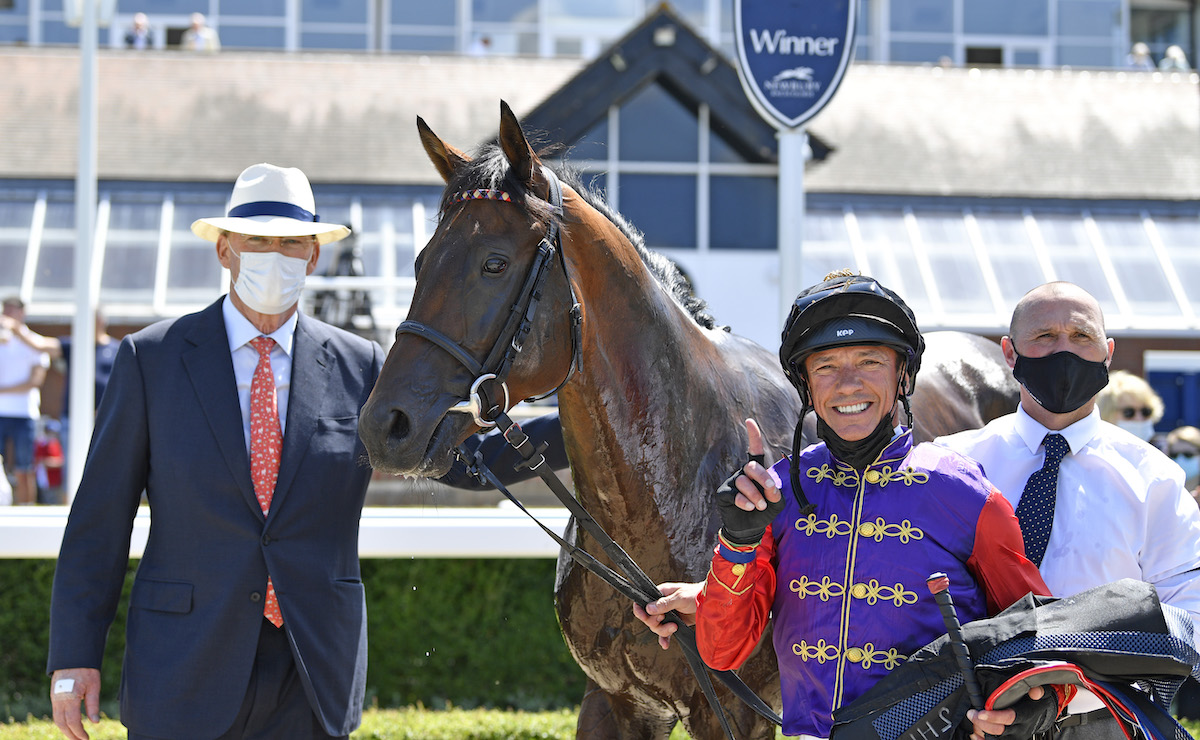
(396, 167, 782, 736)
(454, 416, 783, 738)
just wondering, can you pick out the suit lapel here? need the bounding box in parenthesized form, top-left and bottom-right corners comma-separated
(181, 300, 261, 518)
(269, 314, 332, 515)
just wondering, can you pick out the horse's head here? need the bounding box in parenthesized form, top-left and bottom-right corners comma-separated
(358, 102, 579, 476)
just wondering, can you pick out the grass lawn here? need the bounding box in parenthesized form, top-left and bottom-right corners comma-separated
(2, 708, 1197, 739)
(0, 707, 699, 739)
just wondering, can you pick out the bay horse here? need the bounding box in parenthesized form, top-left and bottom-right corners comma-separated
(357, 101, 1019, 739)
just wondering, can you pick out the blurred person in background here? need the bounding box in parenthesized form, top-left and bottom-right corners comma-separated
(1166, 425, 1200, 501)
(0, 297, 50, 505)
(181, 12, 220, 52)
(34, 417, 65, 505)
(124, 12, 153, 50)
(1160, 44, 1190, 71)
(1097, 369, 1164, 446)
(1127, 42, 1156, 70)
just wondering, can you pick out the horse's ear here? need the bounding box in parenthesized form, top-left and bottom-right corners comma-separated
(498, 100, 540, 190)
(417, 115, 470, 184)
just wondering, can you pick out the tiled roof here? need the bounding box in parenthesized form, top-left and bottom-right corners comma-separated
(0, 47, 581, 184)
(807, 63, 1200, 200)
(2, 43, 1198, 199)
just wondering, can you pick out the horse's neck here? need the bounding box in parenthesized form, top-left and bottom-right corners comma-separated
(554, 211, 732, 530)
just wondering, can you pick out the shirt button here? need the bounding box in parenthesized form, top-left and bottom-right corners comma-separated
(864, 470, 881, 484)
(250, 591, 262, 603)
(731, 563, 746, 576)
(845, 647, 865, 663)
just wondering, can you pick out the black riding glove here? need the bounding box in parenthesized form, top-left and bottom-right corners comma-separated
(715, 454, 784, 545)
(992, 688, 1060, 738)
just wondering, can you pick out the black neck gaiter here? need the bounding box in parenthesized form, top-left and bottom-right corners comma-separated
(816, 414, 896, 471)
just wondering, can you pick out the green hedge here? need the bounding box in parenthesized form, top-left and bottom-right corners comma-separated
(0, 558, 586, 723)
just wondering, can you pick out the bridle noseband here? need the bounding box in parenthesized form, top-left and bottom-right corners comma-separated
(394, 166, 583, 427)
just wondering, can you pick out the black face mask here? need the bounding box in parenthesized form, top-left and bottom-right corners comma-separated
(1012, 350, 1109, 415)
(817, 414, 896, 471)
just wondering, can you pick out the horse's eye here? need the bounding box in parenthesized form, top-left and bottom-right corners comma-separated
(483, 256, 508, 275)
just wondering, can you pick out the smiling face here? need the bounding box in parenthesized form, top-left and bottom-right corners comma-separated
(804, 344, 901, 441)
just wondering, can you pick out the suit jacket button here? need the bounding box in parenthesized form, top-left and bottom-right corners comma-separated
(250, 591, 262, 602)
(261, 534, 271, 546)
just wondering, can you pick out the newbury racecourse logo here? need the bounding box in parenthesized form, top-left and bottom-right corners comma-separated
(766, 66, 822, 98)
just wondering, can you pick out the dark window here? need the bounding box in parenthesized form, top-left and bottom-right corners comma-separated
(710, 176, 776, 250)
(569, 117, 608, 161)
(618, 84, 697, 163)
(966, 46, 1003, 65)
(618, 174, 696, 249)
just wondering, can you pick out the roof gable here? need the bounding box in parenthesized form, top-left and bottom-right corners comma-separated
(520, 6, 830, 164)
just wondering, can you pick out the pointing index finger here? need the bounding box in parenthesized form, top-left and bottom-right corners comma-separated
(745, 418, 766, 460)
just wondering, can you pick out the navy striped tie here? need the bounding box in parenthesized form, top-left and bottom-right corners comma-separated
(1015, 434, 1069, 568)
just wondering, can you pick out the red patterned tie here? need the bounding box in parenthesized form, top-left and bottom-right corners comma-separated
(249, 336, 284, 627)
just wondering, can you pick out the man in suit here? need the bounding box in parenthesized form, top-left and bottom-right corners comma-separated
(47, 163, 384, 740)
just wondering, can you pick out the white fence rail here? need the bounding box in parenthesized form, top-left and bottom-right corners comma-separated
(0, 506, 570, 559)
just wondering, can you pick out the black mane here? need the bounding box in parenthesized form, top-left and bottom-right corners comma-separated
(439, 144, 719, 331)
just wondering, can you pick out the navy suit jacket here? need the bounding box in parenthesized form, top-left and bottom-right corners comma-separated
(48, 298, 383, 739)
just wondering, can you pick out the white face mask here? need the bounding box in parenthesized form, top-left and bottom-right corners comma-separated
(230, 247, 309, 315)
(1173, 454, 1200, 486)
(1116, 418, 1156, 442)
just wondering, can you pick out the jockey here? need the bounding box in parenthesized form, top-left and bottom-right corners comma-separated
(695, 271, 1053, 738)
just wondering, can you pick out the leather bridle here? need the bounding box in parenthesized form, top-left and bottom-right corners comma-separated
(393, 166, 582, 427)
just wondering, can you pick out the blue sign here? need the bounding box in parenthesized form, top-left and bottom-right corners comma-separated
(734, 0, 857, 130)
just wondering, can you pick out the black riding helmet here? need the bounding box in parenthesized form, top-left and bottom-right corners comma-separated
(780, 274, 924, 405)
(777, 273, 925, 514)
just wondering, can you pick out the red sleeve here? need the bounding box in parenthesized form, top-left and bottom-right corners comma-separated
(967, 488, 1052, 615)
(695, 526, 778, 670)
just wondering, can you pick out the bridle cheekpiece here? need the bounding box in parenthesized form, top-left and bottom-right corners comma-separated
(394, 168, 583, 427)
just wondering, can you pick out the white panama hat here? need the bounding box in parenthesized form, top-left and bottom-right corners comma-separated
(191, 163, 351, 245)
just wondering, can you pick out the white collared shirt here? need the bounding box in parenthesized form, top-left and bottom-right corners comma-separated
(222, 296, 297, 452)
(938, 405, 1200, 628)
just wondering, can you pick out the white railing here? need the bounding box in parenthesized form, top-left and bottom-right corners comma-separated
(0, 505, 570, 559)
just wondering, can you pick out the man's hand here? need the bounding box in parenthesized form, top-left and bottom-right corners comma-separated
(632, 582, 703, 650)
(967, 685, 1054, 740)
(50, 668, 101, 740)
(715, 419, 783, 545)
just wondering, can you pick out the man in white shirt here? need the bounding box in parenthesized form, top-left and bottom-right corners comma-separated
(0, 297, 50, 505)
(939, 281, 1200, 739)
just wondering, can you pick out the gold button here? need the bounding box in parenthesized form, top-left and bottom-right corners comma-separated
(864, 470, 881, 484)
(731, 563, 746, 576)
(845, 647, 865, 663)
(851, 583, 868, 599)
(859, 522, 876, 537)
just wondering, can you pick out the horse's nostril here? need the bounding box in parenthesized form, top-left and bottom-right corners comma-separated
(385, 408, 410, 444)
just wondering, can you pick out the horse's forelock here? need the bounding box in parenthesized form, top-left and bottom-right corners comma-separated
(435, 144, 718, 330)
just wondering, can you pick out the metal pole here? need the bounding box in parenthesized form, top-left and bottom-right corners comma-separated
(68, 0, 98, 501)
(778, 128, 809, 323)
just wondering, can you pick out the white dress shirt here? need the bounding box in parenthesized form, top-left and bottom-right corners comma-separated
(938, 405, 1200, 629)
(222, 296, 297, 452)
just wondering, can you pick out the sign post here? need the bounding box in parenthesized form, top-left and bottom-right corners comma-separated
(733, 0, 856, 322)
(66, 0, 114, 500)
